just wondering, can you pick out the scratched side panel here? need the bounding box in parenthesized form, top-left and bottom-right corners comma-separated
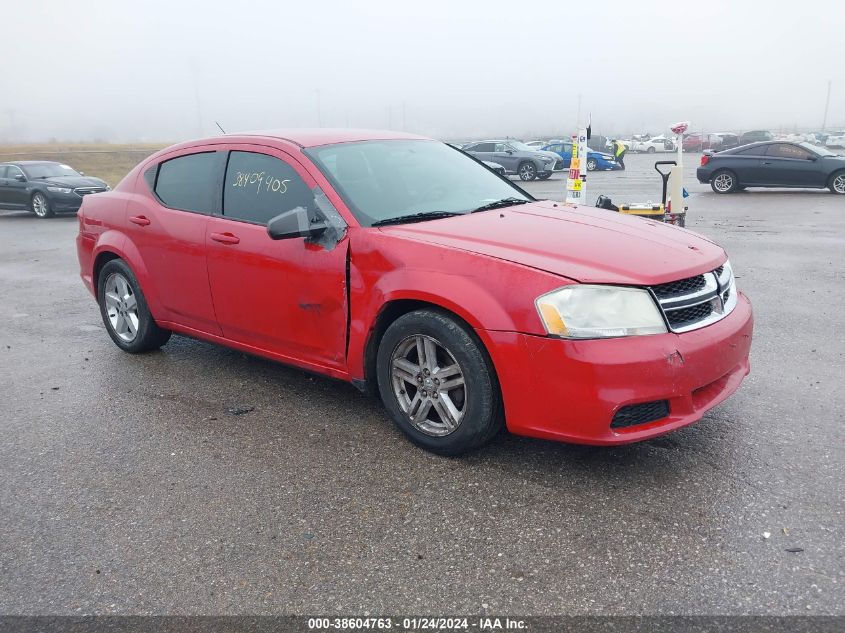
(345, 228, 572, 380)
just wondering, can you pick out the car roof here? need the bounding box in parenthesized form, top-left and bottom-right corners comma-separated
(0, 160, 61, 166)
(234, 128, 429, 148)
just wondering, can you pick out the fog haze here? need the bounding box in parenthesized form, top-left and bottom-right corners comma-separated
(1, 0, 842, 142)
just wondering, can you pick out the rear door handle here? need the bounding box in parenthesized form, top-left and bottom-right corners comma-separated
(210, 232, 240, 245)
(129, 215, 150, 226)
(761, 161, 772, 165)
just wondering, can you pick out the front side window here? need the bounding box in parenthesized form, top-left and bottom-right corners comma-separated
(306, 140, 532, 227)
(0, 166, 7, 179)
(154, 152, 219, 213)
(765, 144, 812, 160)
(223, 151, 313, 225)
(6, 165, 24, 179)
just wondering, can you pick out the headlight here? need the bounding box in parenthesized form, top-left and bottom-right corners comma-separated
(541, 156, 554, 163)
(536, 285, 667, 338)
(47, 186, 72, 194)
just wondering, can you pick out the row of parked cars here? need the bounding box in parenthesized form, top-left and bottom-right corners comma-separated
(459, 139, 620, 181)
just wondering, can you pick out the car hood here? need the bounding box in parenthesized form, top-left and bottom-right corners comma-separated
(535, 150, 561, 161)
(379, 201, 725, 285)
(40, 176, 107, 188)
(588, 150, 614, 160)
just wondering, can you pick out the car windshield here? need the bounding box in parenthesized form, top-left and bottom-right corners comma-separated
(22, 163, 81, 179)
(306, 140, 532, 227)
(507, 141, 534, 151)
(801, 142, 836, 156)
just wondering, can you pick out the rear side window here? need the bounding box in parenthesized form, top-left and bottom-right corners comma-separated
(471, 143, 495, 152)
(223, 151, 313, 225)
(0, 166, 7, 178)
(734, 146, 766, 156)
(154, 152, 219, 213)
(765, 143, 812, 159)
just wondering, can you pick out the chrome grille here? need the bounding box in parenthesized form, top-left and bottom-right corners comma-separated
(73, 187, 107, 196)
(651, 262, 737, 333)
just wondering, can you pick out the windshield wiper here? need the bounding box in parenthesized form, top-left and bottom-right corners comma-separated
(470, 197, 531, 213)
(371, 211, 464, 227)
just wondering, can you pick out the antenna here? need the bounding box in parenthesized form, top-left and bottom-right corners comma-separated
(215, 121, 226, 134)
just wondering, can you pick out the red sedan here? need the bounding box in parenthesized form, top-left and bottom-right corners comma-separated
(76, 130, 753, 454)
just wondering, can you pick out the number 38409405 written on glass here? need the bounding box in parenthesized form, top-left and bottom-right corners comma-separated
(232, 171, 291, 195)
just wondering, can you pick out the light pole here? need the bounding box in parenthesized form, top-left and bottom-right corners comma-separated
(822, 80, 832, 131)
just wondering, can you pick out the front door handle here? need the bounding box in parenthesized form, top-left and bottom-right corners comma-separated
(210, 232, 240, 245)
(129, 215, 150, 226)
(761, 161, 772, 165)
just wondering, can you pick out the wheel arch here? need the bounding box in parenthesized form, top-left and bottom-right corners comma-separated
(359, 298, 500, 397)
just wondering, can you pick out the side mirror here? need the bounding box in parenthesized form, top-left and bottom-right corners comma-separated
(506, 149, 514, 154)
(79, 171, 85, 176)
(807, 155, 818, 161)
(14, 174, 26, 182)
(267, 206, 327, 241)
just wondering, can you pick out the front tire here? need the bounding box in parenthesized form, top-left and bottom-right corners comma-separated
(31, 192, 54, 218)
(647, 146, 656, 154)
(829, 170, 845, 194)
(376, 309, 503, 455)
(711, 170, 739, 194)
(518, 162, 537, 181)
(586, 158, 598, 171)
(97, 259, 171, 353)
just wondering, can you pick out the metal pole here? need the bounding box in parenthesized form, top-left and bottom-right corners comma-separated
(822, 80, 831, 131)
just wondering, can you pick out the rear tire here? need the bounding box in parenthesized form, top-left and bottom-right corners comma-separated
(376, 309, 503, 455)
(31, 192, 54, 218)
(711, 170, 739, 194)
(518, 162, 537, 181)
(97, 259, 171, 353)
(828, 170, 845, 194)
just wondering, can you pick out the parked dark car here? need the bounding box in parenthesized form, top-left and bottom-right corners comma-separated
(697, 141, 845, 194)
(0, 161, 109, 218)
(713, 133, 741, 150)
(463, 140, 564, 181)
(738, 130, 774, 145)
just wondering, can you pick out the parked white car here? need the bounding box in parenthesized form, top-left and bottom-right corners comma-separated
(630, 135, 676, 153)
(825, 132, 845, 149)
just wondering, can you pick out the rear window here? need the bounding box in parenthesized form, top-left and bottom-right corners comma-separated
(154, 152, 219, 214)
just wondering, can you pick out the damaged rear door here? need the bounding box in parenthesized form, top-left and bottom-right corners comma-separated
(206, 146, 349, 372)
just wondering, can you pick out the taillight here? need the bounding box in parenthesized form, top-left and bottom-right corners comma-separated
(700, 155, 710, 167)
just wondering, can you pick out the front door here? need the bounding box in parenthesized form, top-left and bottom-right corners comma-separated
(205, 147, 348, 372)
(760, 143, 826, 187)
(492, 142, 520, 173)
(1, 165, 30, 208)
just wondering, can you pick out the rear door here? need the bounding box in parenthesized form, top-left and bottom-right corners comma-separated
(128, 150, 224, 334)
(466, 142, 495, 164)
(760, 143, 825, 186)
(205, 147, 348, 371)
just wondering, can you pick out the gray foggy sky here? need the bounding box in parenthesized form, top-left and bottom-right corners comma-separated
(1, 0, 842, 143)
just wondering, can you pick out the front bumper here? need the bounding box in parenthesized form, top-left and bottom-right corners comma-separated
(481, 292, 753, 445)
(48, 192, 83, 212)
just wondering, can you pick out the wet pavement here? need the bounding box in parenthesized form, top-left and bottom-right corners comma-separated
(0, 153, 843, 614)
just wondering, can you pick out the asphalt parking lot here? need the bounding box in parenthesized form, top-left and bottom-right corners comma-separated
(0, 152, 843, 615)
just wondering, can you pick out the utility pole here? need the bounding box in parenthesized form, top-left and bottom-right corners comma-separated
(822, 80, 832, 131)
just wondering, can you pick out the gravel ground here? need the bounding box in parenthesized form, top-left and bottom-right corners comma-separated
(0, 152, 842, 615)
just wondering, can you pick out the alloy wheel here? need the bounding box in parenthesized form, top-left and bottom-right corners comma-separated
(519, 164, 535, 180)
(833, 174, 845, 194)
(587, 159, 597, 171)
(714, 173, 733, 192)
(32, 194, 49, 217)
(103, 272, 139, 342)
(390, 334, 466, 437)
